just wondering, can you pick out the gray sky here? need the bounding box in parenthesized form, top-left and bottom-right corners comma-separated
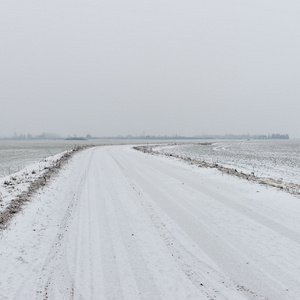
(1, 1, 300, 138)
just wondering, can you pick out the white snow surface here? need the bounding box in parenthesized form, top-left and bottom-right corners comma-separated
(0, 150, 71, 213)
(1, 145, 300, 299)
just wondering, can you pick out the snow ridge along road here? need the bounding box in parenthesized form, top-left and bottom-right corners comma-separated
(1, 145, 300, 299)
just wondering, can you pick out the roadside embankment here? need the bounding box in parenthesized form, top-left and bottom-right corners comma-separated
(134, 144, 300, 197)
(0, 146, 91, 230)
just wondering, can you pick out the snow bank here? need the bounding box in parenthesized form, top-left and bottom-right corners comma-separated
(0, 149, 80, 229)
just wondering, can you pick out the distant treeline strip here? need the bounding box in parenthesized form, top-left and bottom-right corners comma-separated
(1, 133, 289, 140)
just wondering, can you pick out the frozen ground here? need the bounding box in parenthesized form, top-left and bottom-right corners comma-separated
(1, 145, 300, 299)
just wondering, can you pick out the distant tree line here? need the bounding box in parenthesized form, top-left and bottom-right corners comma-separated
(209, 133, 290, 140)
(1, 132, 290, 140)
(8, 132, 61, 140)
(255, 133, 289, 140)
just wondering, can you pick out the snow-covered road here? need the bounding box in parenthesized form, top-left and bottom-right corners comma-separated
(1, 145, 300, 299)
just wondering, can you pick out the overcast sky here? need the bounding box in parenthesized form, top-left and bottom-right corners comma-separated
(1, 1, 299, 138)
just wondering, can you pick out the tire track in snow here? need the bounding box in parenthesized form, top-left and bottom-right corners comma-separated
(69, 156, 124, 299)
(64, 147, 163, 299)
(67, 161, 95, 299)
(110, 146, 300, 299)
(109, 148, 249, 300)
(93, 150, 161, 299)
(132, 148, 300, 244)
(94, 148, 209, 299)
(35, 149, 95, 300)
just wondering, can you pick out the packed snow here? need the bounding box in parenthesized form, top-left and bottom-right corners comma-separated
(1, 145, 300, 299)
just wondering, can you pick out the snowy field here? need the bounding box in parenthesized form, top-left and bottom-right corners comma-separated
(0, 140, 77, 177)
(0, 139, 177, 177)
(159, 140, 300, 184)
(1, 145, 300, 299)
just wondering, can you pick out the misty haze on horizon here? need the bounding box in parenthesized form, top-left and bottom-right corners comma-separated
(1, 1, 300, 138)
